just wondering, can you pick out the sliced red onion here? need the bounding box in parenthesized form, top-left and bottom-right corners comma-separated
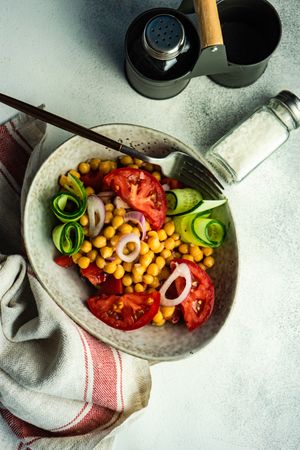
(160, 263, 192, 306)
(116, 233, 141, 262)
(124, 211, 146, 240)
(114, 196, 130, 209)
(87, 195, 105, 238)
(162, 183, 170, 191)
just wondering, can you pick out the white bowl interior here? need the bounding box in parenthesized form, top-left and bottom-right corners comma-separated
(24, 124, 238, 361)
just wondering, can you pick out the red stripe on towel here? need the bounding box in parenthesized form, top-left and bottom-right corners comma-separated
(0, 125, 30, 186)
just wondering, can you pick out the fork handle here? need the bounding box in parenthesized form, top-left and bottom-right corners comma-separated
(0, 92, 143, 156)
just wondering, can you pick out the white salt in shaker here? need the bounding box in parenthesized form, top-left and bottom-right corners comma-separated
(206, 91, 300, 183)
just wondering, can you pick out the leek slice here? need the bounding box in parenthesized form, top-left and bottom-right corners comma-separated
(52, 222, 84, 255)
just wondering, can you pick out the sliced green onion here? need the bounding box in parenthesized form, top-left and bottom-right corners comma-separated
(166, 188, 203, 216)
(51, 192, 86, 223)
(175, 214, 226, 248)
(52, 222, 84, 255)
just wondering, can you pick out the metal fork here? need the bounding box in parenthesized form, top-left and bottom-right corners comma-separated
(0, 92, 223, 197)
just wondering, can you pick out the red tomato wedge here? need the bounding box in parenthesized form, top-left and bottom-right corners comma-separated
(96, 274, 123, 295)
(103, 168, 167, 230)
(54, 255, 74, 268)
(80, 262, 106, 286)
(161, 177, 183, 189)
(81, 170, 103, 192)
(173, 259, 215, 331)
(87, 291, 160, 331)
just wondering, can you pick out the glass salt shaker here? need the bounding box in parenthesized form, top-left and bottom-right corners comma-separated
(206, 91, 300, 183)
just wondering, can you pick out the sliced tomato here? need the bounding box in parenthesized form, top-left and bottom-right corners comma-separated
(161, 177, 183, 189)
(80, 262, 106, 286)
(96, 274, 123, 295)
(173, 259, 214, 331)
(54, 255, 74, 268)
(103, 168, 167, 230)
(81, 170, 103, 192)
(87, 291, 160, 331)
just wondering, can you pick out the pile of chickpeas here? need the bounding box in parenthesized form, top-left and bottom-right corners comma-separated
(59, 155, 215, 327)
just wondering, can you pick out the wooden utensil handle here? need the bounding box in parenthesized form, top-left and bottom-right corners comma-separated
(193, 0, 223, 48)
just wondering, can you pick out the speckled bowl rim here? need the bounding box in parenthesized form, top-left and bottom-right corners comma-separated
(23, 123, 239, 362)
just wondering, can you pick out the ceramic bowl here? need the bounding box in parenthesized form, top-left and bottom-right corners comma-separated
(23, 124, 238, 361)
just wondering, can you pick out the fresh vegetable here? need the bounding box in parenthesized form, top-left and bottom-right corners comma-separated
(80, 262, 106, 286)
(51, 192, 86, 223)
(52, 222, 84, 255)
(166, 187, 226, 217)
(160, 262, 192, 306)
(96, 275, 123, 295)
(54, 255, 74, 268)
(174, 214, 226, 248)
(174, 259, 214, 331)
(116, 233, 141, 262)
(86, 291, 160, 331)
(63, 172, 87, 202)
(103, 168, 167, 230)
(80, 169, 103, 192)
(87, 195, 105, 237)
(124, 211, 146, 240)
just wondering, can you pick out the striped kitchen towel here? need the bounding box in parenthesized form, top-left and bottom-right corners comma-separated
(0, 111, 151, 450)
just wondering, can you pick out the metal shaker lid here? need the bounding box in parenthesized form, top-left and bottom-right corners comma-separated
(142, 14, 185, 61)
(275, 90, 300, 128)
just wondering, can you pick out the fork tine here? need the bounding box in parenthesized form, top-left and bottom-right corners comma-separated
(179, 171, 221, 198)
(180, 161, 223, 197)
(184, 156, 224, 190)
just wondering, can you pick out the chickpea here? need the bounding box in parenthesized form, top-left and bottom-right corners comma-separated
(199, 263, 207, 271)
(104, 262, 117, 274)
(92, 236, 107, 249)
(132, 264, 145, 278)
(110, 234, 120, 247)
(114, 208, 126, 217)
(160, 249, 171, 259)
(114, 265, 125, 279)
(160, 266, 170, 280)
(179, 243, 189, 254)
(203, 247, 214, 257)
(90, 158, 100, 170)
(148, 237, 161, 252)
(105, 211, 114, 223)
(100, 246, 113, 259)
(143, 274, 154, 285)
(119, 223, 132, 234)
(123, 261, 133, 272)
(140, 252, 153, 268)
(164, 237, 175, 251)
(150, 277, 160, 288)
(203, 256, 215, 268)
(145, 221, 151, 232)
(189, 245, 203, 262)
(112, 215, 124, 229)
(144, 162, 154, 172)
(87, 249, 97, 262)
(78, 256, 90, 269)
(182, 254, 194, 262)
(164, 221, 175, 236)
(152, 171, 161, 181)
(110, 161, 117, 170)
(72, 252, 82, 264)
(99, 161, 112, 174)
(127, 242, 136, 252)
(69, 169, 80, 179)
(140, 241, 149, 255)
(133, 274, 143, 284)
(122, 274, 133, 286)
(105, 203, 114, 212)
(85, 186, 95, 196)
(95, 255, 105, 269)
(172, 233, 180, 241)
(161, 306, 175, 320)
(103, 226, 115, 239)
(135, 283, 144, 293)
(128, 164, 139, 169)
(148, 231, 158, 239)
(134, 158, 143, 167)
(157, 229, 167, 241)
(79, 214, 89, 227)
(78, 162, 90, 174)
(80, 240, 92, 253)
(120, 155, 133, 165)
(132, 227, 140, 236)
(155, 256, 165, 270)
(155, 242, 165, 253)
(147, 263, 159, 277)
(125, 286, 134, 293)
(59, 174, 69, 187)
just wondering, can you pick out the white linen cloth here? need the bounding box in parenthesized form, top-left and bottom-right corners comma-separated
(0, 112, 151, 449)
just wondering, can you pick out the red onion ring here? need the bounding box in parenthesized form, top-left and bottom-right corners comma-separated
(124, 211, 146, 240)
(116, 233, 141, 262)
(160, 263, 192, 306)
(87, 195, 105, 238)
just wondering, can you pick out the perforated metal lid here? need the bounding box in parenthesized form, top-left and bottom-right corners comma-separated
(275, 91, 300, 127)
(142, 14, 185, 61)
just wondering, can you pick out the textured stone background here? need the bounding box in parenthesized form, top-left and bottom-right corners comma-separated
(0, 1, 299, 449)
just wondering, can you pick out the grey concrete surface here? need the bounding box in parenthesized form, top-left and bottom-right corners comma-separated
(0, 1, 299, 449)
